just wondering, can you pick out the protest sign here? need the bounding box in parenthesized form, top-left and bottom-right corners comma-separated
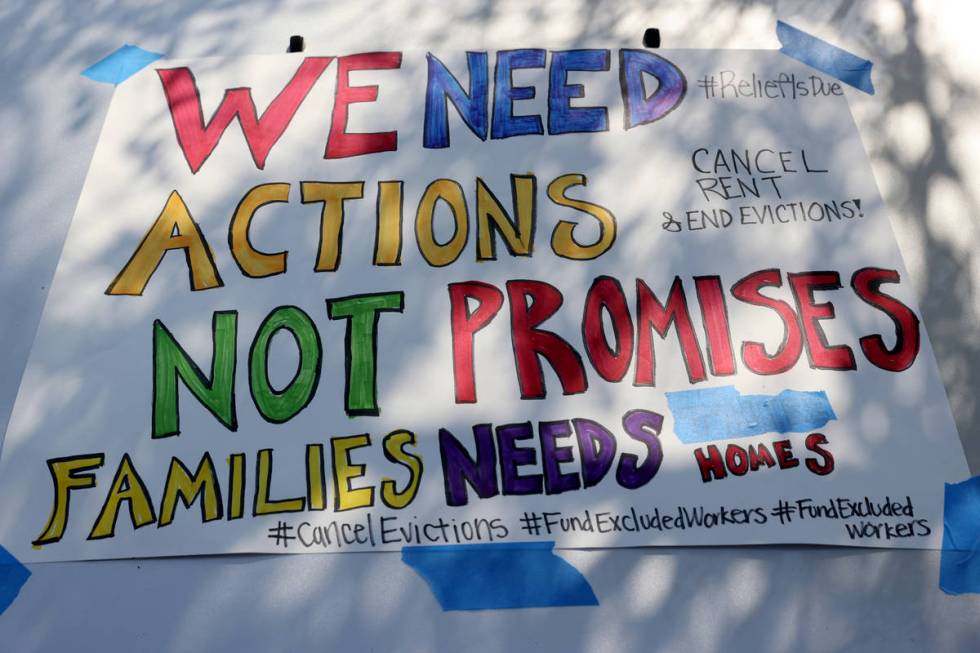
(0, 48, 968, 561)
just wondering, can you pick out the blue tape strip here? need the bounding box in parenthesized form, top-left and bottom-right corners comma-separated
(776, 20, 875, 95)
(0, 545, 30, 615)
(81, 44, 164, 85)
(402, 541, 598, 611)
(940, 475, 980, 595)
(666, 385, 836, 444)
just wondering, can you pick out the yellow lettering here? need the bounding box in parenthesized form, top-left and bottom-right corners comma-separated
(476, 175, 535, 259)
(331, 434, 374, 511)
(415, 179, 468, 267)
(548, 173, 616, 260)
(33, 454, 104, 546)
(380, 430, 422, 509)
(158, 454, 222, 527)
(254, 449, 305, 515)
(106, 190, 222, 295)
(306, 444, 327, 511)
(301, 181, 364, 272)
(228, 453, 246, 520)
(229, 183, 290, 278)
(374, 181, 404, 265)
(88, 454, 156, 540)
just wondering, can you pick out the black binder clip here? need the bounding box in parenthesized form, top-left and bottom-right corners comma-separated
(642, 28, 661, 48)
(288, 35, 305, 53)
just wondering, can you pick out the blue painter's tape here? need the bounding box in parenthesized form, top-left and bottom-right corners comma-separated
(776, 20, 875, 95)
(0, 545, 30, 615)
(665, 385, 836, 444)
(940, 475, 980, 595)
(81, 44, 164, 85)
(402, 541, 598, 611)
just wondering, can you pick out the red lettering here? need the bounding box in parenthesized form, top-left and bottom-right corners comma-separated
(158, 57, 332, 173)
(507, 280, 588, 399)
(731, 269, 803, 375)
(325, 52, 402, 159)
(851, 268, 920, 371)
(582, 276, 634, 382)
(788, 271, 856, 370)
(804, 433, 835, 475)
(772, 439, 799, 469)
(694, 445, 727, 483)
(725, 444, 749, 475)
(694, 275, 737, 375)
(634, 277, 707, 385)
(448, 282, 504, 403)
(748, 443, 776, 470)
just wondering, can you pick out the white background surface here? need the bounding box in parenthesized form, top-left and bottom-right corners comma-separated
(0, 1, 978, 650)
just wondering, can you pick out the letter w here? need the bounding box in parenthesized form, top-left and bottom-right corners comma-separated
(158, 57, 333, 173)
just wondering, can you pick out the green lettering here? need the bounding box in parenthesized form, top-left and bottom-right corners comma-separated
(249, 306, 322, 423)
(153, 311, 237, 438)
(326, 292, 404, 415)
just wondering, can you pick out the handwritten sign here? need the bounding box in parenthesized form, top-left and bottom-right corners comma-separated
(0, 49, 968, 561)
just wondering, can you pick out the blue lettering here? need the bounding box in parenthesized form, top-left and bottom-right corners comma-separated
(548, 49, 610, 134)
(491, 49, 546, 139)
(423, 52, 489, 148)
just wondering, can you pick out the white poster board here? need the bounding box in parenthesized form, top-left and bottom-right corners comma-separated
(0, 48, 968, 562)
